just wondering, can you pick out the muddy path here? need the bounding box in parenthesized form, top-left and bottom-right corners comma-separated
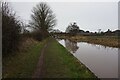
(32, 39, 50, 78)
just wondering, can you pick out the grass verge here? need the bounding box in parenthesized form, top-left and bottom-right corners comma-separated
(43, 38, 97, 78)
(3, 38, 47, 78)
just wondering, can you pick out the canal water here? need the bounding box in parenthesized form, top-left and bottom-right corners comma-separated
(58, 39, 118, 78)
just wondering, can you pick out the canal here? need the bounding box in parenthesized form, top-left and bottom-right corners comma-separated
(58, 39, 118, 78)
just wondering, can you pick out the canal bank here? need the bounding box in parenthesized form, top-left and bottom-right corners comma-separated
(3, 37, 97, 78)
(58, 35, 120, 48)
(41, 38, 97, 78)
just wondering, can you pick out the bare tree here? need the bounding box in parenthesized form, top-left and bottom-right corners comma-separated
(66, 22, 80, 34)
(30, 2, 56, 37)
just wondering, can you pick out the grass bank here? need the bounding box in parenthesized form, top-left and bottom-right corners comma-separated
(3, 37, 97, 78)
(43, 38, 97, 78)
(3, 38, 48, 78)
(66, 36, 119, 48)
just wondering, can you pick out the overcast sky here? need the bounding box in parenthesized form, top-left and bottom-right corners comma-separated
(10, 1, 118, 32)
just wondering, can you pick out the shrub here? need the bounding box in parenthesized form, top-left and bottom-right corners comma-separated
(2, 2, 21, 56)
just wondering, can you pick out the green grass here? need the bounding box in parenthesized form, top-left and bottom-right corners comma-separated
(43, 38, 97, 78)
(3, 37, 97, 78)
(3, 39, 47, 78)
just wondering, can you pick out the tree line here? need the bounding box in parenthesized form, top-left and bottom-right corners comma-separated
(2, 2, 21, 56)
(2, 2, 56, 57)
(65, 22, 120, 36)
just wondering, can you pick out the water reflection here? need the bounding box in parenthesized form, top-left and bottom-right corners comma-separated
(85, 42, 117, 52)
(59, 39, 118, 78)
(65, 39, 79, 53)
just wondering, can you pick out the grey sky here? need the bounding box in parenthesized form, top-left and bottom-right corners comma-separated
(10, 2, 118, 32)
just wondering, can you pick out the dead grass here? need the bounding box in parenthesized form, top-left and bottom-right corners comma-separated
(67, 36, 119, 48)
(19, 37, 39, 52)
